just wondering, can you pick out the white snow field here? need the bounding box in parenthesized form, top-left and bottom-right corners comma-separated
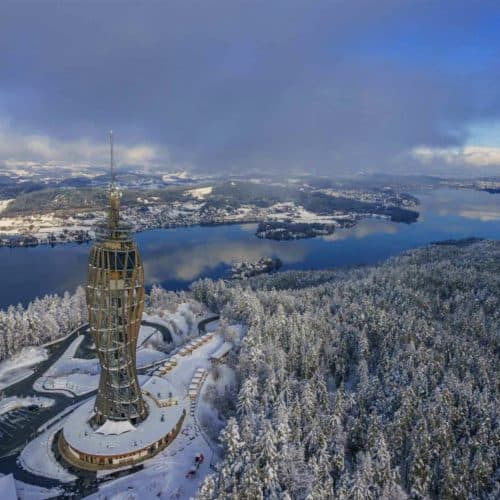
(19, 423, 77, 483)
(0, 473, 17, 500)
(14, 480, 62, 500)
(0, 395, 54, 417)
(185, 186, 213, 199)
(0, 346, 48, 391)
(0, 198, 13, 214)
(137, 324, 158, 346)
(33, 335, 99, 397)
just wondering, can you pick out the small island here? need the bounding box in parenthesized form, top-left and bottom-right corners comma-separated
(229, 257, 282, 279)
(255, 221, 339, 240)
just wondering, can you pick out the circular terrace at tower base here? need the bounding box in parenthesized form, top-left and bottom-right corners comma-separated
(58, 376, 185, 471)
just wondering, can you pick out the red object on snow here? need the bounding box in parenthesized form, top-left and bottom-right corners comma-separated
(195, 453, 205, 464)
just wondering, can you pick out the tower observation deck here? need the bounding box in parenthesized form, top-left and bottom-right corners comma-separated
(86, 131, 148, 425)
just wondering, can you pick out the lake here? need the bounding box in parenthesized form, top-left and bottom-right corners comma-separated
(0, 188, 498, 309)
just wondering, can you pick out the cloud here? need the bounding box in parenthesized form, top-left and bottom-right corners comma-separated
(0, 123, 171, 174)
(411, 145, 500, 169)
(417, 187, 500, 221)
(122, 145, 158, 165)
(458, 209, 500, 221)
(1, 1, 500, 176)
(322, 219, 400, 242)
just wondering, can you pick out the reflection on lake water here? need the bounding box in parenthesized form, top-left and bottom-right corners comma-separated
(0, 188, 498, 309)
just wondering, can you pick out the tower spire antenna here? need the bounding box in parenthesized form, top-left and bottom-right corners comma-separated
(109, 129, 115, 187)
(108, 130, 120, 229)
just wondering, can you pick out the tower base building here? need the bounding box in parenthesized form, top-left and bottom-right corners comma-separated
(59, 376, 185, 471)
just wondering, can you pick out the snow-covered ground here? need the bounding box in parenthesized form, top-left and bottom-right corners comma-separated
(137, 348, 167, 368)
(185, 186, 213, 200)
(34, 335, 99, 397)
(0, 395, 54, 417)
(44, 335, 97, 377)
(0, 346, 48, 391)
(14, 307, 238, 499)
(21, 321, 228, 495)
(0, 199, 13, 214)
(0, 474, 17, 500)
(137, 325, 159, 346)
(14, 479, 62, 500)
(0, 212, 100, 237)
(19, 424, 77, 483)
(37, 373, 98, 397)
(87, 427, 214, 500)
(263, 202, 348, 224)
(85, 320, 237, 499)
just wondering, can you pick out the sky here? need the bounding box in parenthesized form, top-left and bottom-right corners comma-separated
(1, 0, 500, 178)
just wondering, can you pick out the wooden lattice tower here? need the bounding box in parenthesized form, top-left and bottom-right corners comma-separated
(86, 131, 148, 425)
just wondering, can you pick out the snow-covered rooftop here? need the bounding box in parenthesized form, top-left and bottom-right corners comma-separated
(62, 376, 184, 456)
(96, 419, 136, 436)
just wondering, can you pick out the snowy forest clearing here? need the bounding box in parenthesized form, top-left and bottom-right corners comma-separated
(0, 346, 48, 391)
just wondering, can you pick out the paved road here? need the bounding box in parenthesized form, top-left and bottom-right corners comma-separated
(141, 319, 173, 343)
(198, 315, 219, 334)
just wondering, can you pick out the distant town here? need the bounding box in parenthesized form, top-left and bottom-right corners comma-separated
(0, 170, 498, 247)
(0, 171, 421, 247)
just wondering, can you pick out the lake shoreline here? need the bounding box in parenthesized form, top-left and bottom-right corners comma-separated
(0, 188, 497, 310)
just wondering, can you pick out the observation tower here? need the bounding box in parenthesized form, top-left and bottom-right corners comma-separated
(86, 131, 147, 426)
(58, 133, 185, 471)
